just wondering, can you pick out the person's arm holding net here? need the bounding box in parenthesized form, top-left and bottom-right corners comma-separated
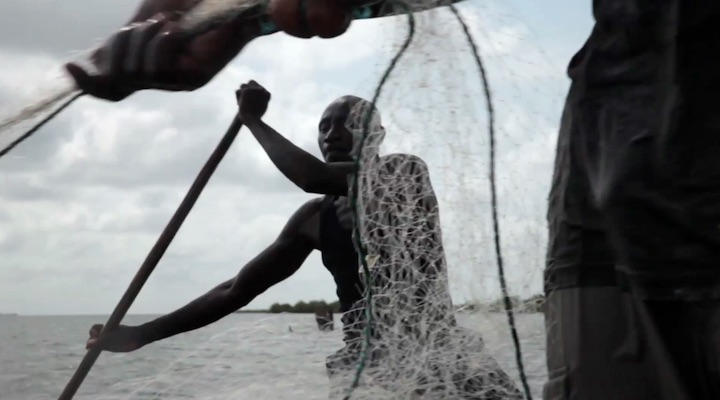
(65, 0, 264, 102)
(64, 0, 468, 102)
(84, 199, 320, 352)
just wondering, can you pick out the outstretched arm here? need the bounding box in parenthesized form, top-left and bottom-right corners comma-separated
(86, 199, 320, 352)
(67, 0, 467, 101)
(137, 200, 318, 344)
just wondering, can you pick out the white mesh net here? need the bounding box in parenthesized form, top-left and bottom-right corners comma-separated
(322, 99, 527, 399)
(308, 3, 560, 398)
(317, 14, 537, 395)
(1, 0, 564, 399)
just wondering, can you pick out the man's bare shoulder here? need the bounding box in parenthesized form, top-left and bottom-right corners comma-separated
(280, 197, 325, 247)
(285, 197, 324, 225)
(299, 196, 325, 212)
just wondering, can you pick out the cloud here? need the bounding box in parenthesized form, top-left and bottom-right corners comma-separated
(0, 0, 585, 316)
(0, 0, 134, 57)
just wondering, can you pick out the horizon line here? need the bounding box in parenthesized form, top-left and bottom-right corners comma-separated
(3, 310, 271, 317)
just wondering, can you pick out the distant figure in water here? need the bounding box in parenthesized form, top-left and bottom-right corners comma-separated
(288, 326, 293, 333)
(85, 81, 521, 399)
(315, 308, 334, 332)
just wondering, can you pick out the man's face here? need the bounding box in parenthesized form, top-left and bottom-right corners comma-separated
(318, 98, 356, 163)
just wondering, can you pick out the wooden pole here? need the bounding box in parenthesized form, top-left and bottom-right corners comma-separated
(57, 115, 244, 400)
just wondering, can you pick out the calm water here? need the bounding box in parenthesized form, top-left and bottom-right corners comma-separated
(0, 313, 547, 399)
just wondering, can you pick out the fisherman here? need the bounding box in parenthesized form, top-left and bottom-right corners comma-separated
(543, 3, 720, 400)
(64, 0, 263, 102)
(86, 81, 523, 399)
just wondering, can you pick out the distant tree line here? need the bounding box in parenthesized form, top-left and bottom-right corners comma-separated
(268, 300, 341, 314)
(248, 294, 546, 315)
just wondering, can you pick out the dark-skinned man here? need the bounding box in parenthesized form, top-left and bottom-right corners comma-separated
(85, 81, 523, 399)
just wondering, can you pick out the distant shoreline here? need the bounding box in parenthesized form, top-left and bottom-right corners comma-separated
(233, 309, 270, 314)
(8, 310, 545, 317)
(12, 294, 547, 317)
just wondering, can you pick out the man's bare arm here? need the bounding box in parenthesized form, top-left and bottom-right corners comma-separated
(243, 115, 354, 196)
(66, 0, 262, 101)
(134, 199, 320, 345)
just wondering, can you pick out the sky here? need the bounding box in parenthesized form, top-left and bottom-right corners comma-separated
(0, 0, 594, 315)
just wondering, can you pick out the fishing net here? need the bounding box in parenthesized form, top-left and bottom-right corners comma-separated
(319, 5, 555, 398)
(0, 0, 564, 399)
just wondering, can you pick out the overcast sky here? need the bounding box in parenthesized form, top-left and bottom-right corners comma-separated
(0, 0, 594, 315)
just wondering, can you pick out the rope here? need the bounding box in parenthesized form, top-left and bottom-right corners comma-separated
(0, 91, 84, 160)
(345, 3, 533, 399)
(344, 3, 416, 399)
(449, 5, 533, 399)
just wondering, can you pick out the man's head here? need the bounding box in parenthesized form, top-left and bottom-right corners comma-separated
(318, 95, 385, 163)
